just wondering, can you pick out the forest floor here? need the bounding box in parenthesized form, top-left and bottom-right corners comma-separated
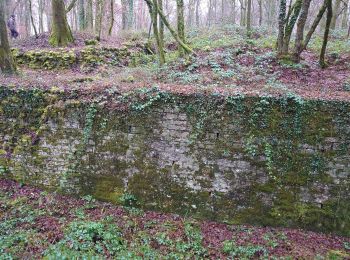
(1, 26, 350, 102)
(1, 28, 350, 259)
(1, 179, 349, 259)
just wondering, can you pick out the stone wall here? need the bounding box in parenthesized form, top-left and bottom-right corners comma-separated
(0, 88, 349, 235)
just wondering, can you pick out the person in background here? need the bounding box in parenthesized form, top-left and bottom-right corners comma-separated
(7, 14, 19, 39)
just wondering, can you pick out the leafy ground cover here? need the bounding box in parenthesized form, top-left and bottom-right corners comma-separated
(0, 179, 349, 259)
(1, 27, 350, 102)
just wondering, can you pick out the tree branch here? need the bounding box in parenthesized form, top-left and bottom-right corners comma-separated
(66, 0, 78, 13)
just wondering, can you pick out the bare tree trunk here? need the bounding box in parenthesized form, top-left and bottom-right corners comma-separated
(239, 0, 246, 26)
(303, 0, 327, 51)
(188, 0, 195, 27)
(128, 0, 134, 29)
(25, 1, 31, 37)
(208, 0, 213, 27)
(281, 0, 303, 55)
(145, 0, 165, 65)
(78, 0, 85, 30)
(49, 0, 74, 46)
(147, 0, 194, 54)
(0, 0, 16, 74)
(221, 0, 225, 23)
(95, 0, 105, 40)
(258, 0, 262, 26)
(29, 0, 39, 38)
(86, 0, 93, 30)
(277, 0, 287, 55)
(342, 0, 349, 29)
(320, 0, 333, 68)
(195, 0, 200, 26)
(231, 0, 236, 24)
(246, 0, 251, 36)
(158, 0, 165, 63)
(330, 0, 341, 29)
(293, 0, 312, 62)
(109, 0, 115, 35)
(177, 0, 186, 56)
(39, 0, 44, 33)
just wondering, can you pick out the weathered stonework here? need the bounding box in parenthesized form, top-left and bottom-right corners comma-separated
(0, 88, 349, 235)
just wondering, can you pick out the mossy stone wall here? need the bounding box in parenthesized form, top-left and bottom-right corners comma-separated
(0, 87, 349, 236)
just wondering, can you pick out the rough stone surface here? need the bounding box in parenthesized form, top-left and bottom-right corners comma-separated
(0, 93, 349, 235)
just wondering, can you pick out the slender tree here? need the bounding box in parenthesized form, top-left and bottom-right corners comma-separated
(246, 0, 252, 37)
(109, 0, 115, 35)
(277, 0, 287, 55)
(38, 0, 45, 33)
(78, 0, 85, 30)
(330, 0, 341, 29)
(342, 0, 349, 29)
(258, 0, 262, 26)
(95, 0, 105, 40)
(29, 0, 38, 38)
(86, 0, 94, 30)
(0, 0, 16, 74)
(145, 0, 165, 65)
(320, 0, 333, 68)
(121, 0, 128, 29)
(177, 0, 186, 56)
(128, 0, 134, 29)
(293, 0, 312, 62)
(301, 0, 328, 52)
(146, 0, 194, 54)
(158, 0, 165, 55)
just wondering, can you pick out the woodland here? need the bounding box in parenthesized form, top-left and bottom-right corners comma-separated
(0, 0, 350, 259)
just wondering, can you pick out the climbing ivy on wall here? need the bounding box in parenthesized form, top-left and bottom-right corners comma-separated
(60, 103, 98, 191)
(0, 85, 349, 236)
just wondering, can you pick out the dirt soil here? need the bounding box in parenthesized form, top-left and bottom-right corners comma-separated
(2, 40, 350, 102)
(0, 179, 349, 259)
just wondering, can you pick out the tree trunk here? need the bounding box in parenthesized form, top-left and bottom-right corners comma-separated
(232, 0, 236, 24)
(109, 0, 115, 35)
(342, 0, 349, 29)
(277, 0, 287, 55)
(95, 0, 105, 40)
(25, 0, 31, 37)
(128, 0, 134, 29)
(239, 0, 246, 26)
(195, 0, 200, 26)
(66, 0, 78, 13)
(302, 0, 327, 51)
(177, 0, 185, 56)
(246, 0, 251, 36)
(145, 0, 165, 65)
(221, 0, 225, 23)
(330, 0, 341, 29)
(293, 0, 312, 62)
(39, 0, 44, 33)
(208, 0, 212, 26)
(258, 0, 262, 26)
(148, 0, 194, 54)
(157, 0, 166, 62)
(78, 0, 85, 30)
(320, 0, 333, 68)
(29, 0, 39, 38)
(188, 0, 195, 26)
(0, 0, 16, 74)
(86, 0, 93, 30)
(121, 0, 128, 29)
(49, 0, 74, 47)
(158, 0, 164, 45)
(281, 0, 303, 55)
